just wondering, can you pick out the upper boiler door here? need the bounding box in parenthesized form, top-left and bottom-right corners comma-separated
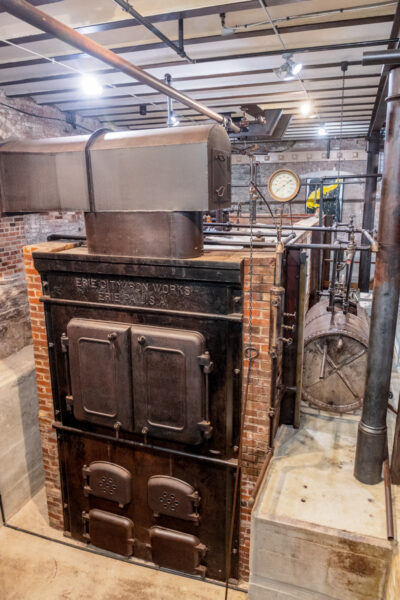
(67, 318, 133, 431)
(131, 324, 213, 445)
(0, 125, 231, 213)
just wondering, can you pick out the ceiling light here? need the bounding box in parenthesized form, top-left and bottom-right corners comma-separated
(274, 53, 302, 81)
(318, 125, 327, 136)
(300, 101, 312, 116)
(80, 74, 103, 97)
(169, 112, 180, 127)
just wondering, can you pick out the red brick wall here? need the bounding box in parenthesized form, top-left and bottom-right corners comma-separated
(0, 216, 26, 279)
(23, 242, 75, 530)
(239, 253, 276, 581)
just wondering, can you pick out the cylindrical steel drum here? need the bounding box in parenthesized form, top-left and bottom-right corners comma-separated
(302, 300, 369, 413)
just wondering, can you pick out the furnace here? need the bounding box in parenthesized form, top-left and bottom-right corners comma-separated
(2, 124, 306, 584)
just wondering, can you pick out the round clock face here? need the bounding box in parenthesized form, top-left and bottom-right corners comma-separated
(268, 169, 300, 202)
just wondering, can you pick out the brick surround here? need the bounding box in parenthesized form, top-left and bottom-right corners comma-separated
(23, 242, 75, 530)
(239, 253, 275, 580)
(24, 242, 281, 582)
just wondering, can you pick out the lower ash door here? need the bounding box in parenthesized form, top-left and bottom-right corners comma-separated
(83, 509, 134, 556)
(150, 526, 207, 576)
(131, 324, 213, 445)
(66, 318, 132, 430)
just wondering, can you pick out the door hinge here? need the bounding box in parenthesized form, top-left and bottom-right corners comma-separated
(198, 351, 214, 374)
(60, 333, 69, 353)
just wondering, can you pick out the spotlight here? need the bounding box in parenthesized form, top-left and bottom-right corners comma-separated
(169, 112, 180, 127)
(80, 74, 103, 97)
(300, 101, 312, 116)
(318, 125, 327, 136)
(274, 53, 302, 81)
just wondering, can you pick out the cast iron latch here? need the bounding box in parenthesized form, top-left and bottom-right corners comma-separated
(197, 351, 214, 440)
(61, 332, 74, 411)
(60, 332, 69, 353)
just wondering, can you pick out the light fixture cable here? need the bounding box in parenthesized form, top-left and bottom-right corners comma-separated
(257, 0, 323, 128)
(0, 36, 198, 127)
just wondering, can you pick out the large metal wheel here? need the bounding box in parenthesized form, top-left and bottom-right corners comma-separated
(302, 300, 369, 413)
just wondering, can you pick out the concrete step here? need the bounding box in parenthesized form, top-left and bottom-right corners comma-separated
(250, 409, 399, 600)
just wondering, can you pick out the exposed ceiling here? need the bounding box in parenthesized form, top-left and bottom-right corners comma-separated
(0, 0, 397, 139)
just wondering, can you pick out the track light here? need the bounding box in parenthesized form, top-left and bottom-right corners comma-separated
(274, 53, 302, 81)
(169, 112, 180, 127)
(318, 125, 327, 136)
(80, 74, 103, 97)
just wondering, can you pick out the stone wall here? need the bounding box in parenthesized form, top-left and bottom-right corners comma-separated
(232, 137, 381, 233)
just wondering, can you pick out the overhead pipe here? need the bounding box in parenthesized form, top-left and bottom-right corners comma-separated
(0, 0, 239, 133)
(359, 133, 380, 291)
(112, 0, 194, 63)
(354, 65, 400, 485)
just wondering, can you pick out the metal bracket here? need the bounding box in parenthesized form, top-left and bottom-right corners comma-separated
(60, 333, 69, 353)
(82, 511, 90, 541)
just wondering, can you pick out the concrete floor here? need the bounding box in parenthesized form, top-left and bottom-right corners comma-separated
(0, 489, 247, 600)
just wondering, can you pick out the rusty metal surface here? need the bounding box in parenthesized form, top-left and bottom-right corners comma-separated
(58, 430, 236, 581)
(150, 526, 206, 576)
(131, 324, 211, 445)
(38, 250, 242, 459)
(67, 318, 133, 430)
(355, 66, 400, 484)
(302, 300, 369, 413)
(0, 125, 231, 214)
(83, 508, 134, 556)
(34, 248, 243, 582)
(148, 476, 200, 523)
(83, 461, 132, 507)
(85, 212, 203, 259)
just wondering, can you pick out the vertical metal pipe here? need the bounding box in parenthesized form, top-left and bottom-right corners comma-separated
(358, 132, 380, 292)
(354, 67, 400, 484)
(294, 251, 307, 429)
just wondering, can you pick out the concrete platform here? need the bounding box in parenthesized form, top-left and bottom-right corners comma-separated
(0, 488, 247, 600)
(250, 408, 399, 600)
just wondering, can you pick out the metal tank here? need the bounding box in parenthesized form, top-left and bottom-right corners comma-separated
(302, 300, 369, 413)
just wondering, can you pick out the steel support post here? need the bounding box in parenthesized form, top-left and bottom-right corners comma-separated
(354, 66, 400, 484)
(358, 132, 380, 292)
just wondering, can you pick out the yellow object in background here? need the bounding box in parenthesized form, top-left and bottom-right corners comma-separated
(306, 180, 340, 210)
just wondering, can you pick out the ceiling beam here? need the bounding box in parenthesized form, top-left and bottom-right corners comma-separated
(0, 15, 394, 70)
(54, 95, 377, 114)
(47, 84, 379, 107)
(0, 59, 365, 88)
(9, 73, 380, 99)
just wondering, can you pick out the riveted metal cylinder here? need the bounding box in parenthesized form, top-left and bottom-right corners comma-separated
(302, 300, 369, 413)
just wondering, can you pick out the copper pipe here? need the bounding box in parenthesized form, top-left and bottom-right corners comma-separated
(248, 451, 273, 508)
(0, 0, 239, 132)
(383, 458, 394, 541)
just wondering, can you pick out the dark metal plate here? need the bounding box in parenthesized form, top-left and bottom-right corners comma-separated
(83, 461, 132, 507)
(131, 325, 209, 445)
(150, 526, 206, 576)
(148, 475, 200, 523)
(67, 318, 132, 430)
(83, 509, 134, 556)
